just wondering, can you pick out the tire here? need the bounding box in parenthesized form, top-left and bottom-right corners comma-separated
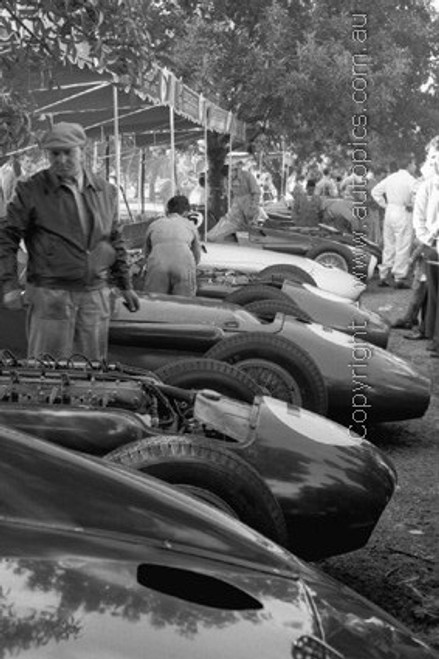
(308, 243, 354, 273)
(105, 435, 288, 545)
(224, 284, 293, 307)
(204, 332, 328, 415)
(237, 358, 303, 405)
(154, 358, 264, 403)
(244, 299, 312, 324)
(256, 264, 316, 287)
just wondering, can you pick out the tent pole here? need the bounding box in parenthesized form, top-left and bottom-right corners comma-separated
(105, 135, 110, 180)
(281, 138, 287, 197)
(92, 140, 98, 172)
(113, 85, 121, 221)
(203, 103, 208, 242)
(227, 132, 233, 211)
(169, 105, 176, 197)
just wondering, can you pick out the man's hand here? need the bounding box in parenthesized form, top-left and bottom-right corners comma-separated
(3, 289, 25, 310)
(121, 289, 140, 312)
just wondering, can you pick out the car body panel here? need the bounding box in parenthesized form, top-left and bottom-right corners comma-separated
(0, 553, 315, 659)
(195, 394, 396, 558)
(199, 242, 366, 301)
(234, 224, 377, 279)
(0, 394, 397, 560)
(275, 316, 430, 425)
(195, 277, 390, 348)
(0, 424, 436, 658)
(281, 280, 390, 348)
(0, 424, 292, 568)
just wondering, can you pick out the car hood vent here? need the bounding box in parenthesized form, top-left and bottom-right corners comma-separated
(137, 564, 263, 610)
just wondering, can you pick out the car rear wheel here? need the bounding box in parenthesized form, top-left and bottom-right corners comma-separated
(256, 264, 316, 287)
(224, 284, 293, 306)
(204, 332, 328, 415)
(105, 435, 288, 545)
(154, 358, 263, 403)
(244, 299, 312, 323)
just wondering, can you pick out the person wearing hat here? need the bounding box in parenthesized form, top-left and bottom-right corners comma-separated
(0, 121, 140, 360)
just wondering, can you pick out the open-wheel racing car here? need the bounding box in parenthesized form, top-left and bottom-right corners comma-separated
(231, 221, 379, 281)
(195, 278, 390, 349)
(0, 421, 436, 658)
(260, 196, 382, 273)
(199, 242, 367, 301)
(0, 292, 430, 426)
(123, 221, 367, 301)
(0, 352, 396, 561)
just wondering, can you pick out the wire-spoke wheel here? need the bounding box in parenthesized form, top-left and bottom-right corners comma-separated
(313, 251, 349, 271)
(238, 358, 303, 405)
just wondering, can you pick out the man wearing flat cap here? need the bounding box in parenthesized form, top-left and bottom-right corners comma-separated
(0, 121, 140, 360)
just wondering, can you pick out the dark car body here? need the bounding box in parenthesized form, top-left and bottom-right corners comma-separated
(234, 221, 379, 280)
(107, 296, 429, 425)
(0, 423, 436, 659)
(0, 294, 430, 424)
(0, 393, 397, 560)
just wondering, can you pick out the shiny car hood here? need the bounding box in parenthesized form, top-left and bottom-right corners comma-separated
(0, 427, 436, 658)
(0, 545, 316, 659)
(1, 526, 436, 659)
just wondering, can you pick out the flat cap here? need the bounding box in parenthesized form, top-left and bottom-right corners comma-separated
(42, 122, 87, 149)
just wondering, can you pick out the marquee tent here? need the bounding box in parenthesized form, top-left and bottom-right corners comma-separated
(20, 55, 246, 148)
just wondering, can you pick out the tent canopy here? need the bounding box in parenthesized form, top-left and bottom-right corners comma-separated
(26, 60, 245, 149)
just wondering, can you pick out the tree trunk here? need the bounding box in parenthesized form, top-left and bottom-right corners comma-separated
(206, 131, 230, 223)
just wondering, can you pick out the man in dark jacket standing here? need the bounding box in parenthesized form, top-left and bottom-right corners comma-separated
(0, 122, 139, 360)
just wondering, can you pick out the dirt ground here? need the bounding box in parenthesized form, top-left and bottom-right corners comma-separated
(319, 279, 439, 650)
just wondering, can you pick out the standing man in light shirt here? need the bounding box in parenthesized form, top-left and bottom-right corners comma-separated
(371, 153, 417, 288)
(315, 168, 338, 198)
(207, 160, 260, 241)
(412, 136, 439, 355)
(0, 121, 139, 360)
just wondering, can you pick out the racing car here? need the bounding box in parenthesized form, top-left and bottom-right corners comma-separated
(0, 422, 435, 658)
(0, 353, 396, 560)
(0, 292, 430, 425)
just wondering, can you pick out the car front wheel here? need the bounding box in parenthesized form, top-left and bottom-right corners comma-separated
(105, 435, 288, 545)
(204, 332, 328, 415)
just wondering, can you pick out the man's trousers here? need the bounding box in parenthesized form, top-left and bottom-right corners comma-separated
(26, 285, 111, 361)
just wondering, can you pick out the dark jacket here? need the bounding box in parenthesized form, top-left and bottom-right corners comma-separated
(0, 168, 132, 292)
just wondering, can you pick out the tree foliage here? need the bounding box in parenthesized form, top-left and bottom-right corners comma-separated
(1, 1, 162, 80)
(2, 0, 439, 177)
(0, 0, 171, 155)
(169, 0, 439, 167)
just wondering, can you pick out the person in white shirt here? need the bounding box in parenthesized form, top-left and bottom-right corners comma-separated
(339, 171, 363, 200)
(412, 136, 439, 354)
(371, 153, 417, 288)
